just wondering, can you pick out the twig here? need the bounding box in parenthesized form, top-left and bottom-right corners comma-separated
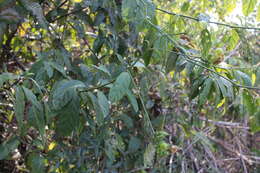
(199, 117, 250, 129)
(236, 138, 248, 173)
(146, 19, 260, 90)
(129, 167, 149, 173)
(79, 80, 115, 93)
(156, 8, 260, 31)
(51, 7, 87, 22)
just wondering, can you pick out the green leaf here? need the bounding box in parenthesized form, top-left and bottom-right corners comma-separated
(115, 114, 134, 129)
(88, 92, 104, 125)
(128, 136, 141, 153)
(242, 90, 255, 115)
(200, 29, 212, 57)
(257, 5, 260, 21)
(20, 0, 49, 29)
(93, 65, 111, 76)
(22, 87, 42, 111)
(27, 153, 45, 173)
(122, 0, 155, 29)
(144, 143, 155, 167)
(227, 29, 239, 51)
(14, 86, 25, 128)
(97, 91, 110, 118)
(0, 73, 18, 87)
(52, 80, 85, 110)
(235, 71, 252, 86)
(165, 52, 178, 73)
(0, 8, 21, 24)
(126, 90, 139, 112)
(55, 91, 80, 136)
(242, 0, 257, 16)
(109, 72, 131, 102)
(0, 136, 20, 160)
(44, 62, 53, 78)
(199, 78, 213, 105)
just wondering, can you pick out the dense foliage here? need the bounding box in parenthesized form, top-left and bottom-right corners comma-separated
(0, 0, 259, 172)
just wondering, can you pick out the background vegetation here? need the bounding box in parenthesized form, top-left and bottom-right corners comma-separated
(0, 0, 259, 172)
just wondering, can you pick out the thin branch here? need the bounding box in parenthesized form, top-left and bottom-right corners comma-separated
(199, 117, 250, 129)
(156, 8, 260, 31)
(79, 80, 115, 93)
(146, 19, 260, 90)
(51, 7, 87, 22)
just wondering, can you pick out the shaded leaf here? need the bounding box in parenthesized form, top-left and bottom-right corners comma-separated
(52, 80, 85, 110)
(144, 143, 155, 167)
(14, 86, 25, 128)
(27, 153, 45, 173)
(199, 78, 213, 105)
(97, 91, 110, 118)
(126, 90, 139, 112)
(242, 90, 255, 115)
(109, 72, 131, 102)
(0, 136, 20, 160)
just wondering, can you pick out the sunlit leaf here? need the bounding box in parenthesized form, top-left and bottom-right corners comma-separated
(242, 0, 257, 16)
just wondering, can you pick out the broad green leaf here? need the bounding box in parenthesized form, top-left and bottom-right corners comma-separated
(55, 92, 80, 136)
(144, 143, 155, 167)
(257, 5, 260, 21)
(88, 92, 104, 125)
(23, 87, 42, 111)
(0, 136, 20, 160)
(14, 86, 25, 128)
(234, 71, 252, 86)
(49, 62, 67, 77)
(93, 65, 111, 76)
(27, 153, 45, 173)
(200, 29, 212, 57)
(242, 0, 257, 16)
(199, 78, 213, 105)
(224, 0, 237, 14)
(250, 110, 260, 132)
(122, 0, 155, 29)
(44, 62, 53, 78)
(97, 91, 110, 118)
(166, 52, 178, 73)
(52, 80, 85, 110)
(115, 114, 134, 129)
(227, 29, 239, 51)
(28, 105, 45, 139)
(20, 0, 49, 29)
(128, 136, 141, 153)
(0, 8, 21, 24)
(0, 73, 18, 87)
(126, 90, 139, 112)
(216, 77, 227, 98)
(242, 90, 255, 115)
(109, 72, 131, 102)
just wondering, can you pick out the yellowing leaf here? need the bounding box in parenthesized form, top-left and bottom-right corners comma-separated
(217, 98, 225, 108)
(72, 0, 82, 3)
(252, 73, 256, 85)
(48, 142, 56, 151)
